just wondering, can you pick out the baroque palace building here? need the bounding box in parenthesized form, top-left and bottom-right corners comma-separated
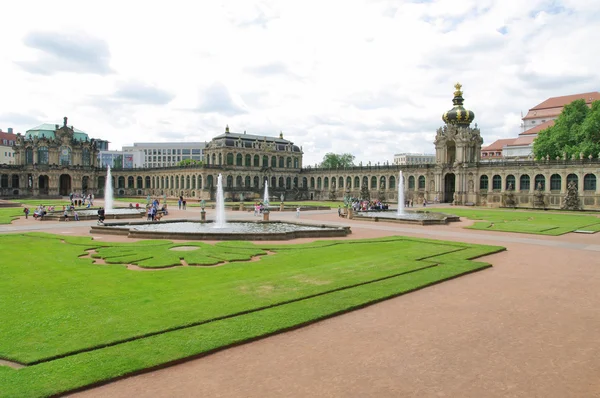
(1, 84, 599, 209)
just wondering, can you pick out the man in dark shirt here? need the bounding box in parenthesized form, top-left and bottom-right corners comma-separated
(97, 207, 105, 225)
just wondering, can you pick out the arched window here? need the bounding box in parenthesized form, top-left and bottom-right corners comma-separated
(218, 153, 222, 165)
(271, 156, 277, 168)
(294, 158, 299, 168)
(165, 176, 170, 188)
(339, 177, 343, 188)
(137, 176, 143, 188)
(0, 174, 8, 188)
(198, 176, 203, 189)
(310, 177, 315, 188)
(82, 148, 91, 166)
(118, 176, 125, 188)
(492, 175, 502, 190)
(279, 157, 284, 168)
(207, 175, 214, 187)
(59, 146, 72, 166)
(584, 174, 596, 191)
(211, 154, 216, 165)
(567, 173, 578, 188)
(346, 177, 352, 188)
(81, 176, 88, 191)
(254, 176, 259, 187)
(236, 175, 242, 187)
(186, 175, 191, 189)
(227, 175, 233, 188)
(25, 147, 33, 164)
(37, 146, 49, 165)
(254, 155, 260, 167)
(192, 176, 196, 189)
(317, 177, 322, 189)
(227, 153, 234, 165)
(354, 177, 360, 188)
(519, 175, 530, 191)
(263, 155, 268, 167)
(480, 175, 488, 190)
(389, 176, 396, 189)
(245, 154, 251, 167)
(294, 177, 298, 188)
(128, 176, 134, 188)
(175, 176, 179, 189)
(418, 176, 425, 189)
(271, 176, 276, 188)
(286, 177, 291, 189)
(371, 176, 377, 189)
(408, 176, 415, 190)
(98, 176, 105, 189)
(302, 177, 308, 188)
(245, 176, 251, 187)
(236, 153, 242, 166)
(535, 174, 545, 190)
(363, 176, 368, 188)
(380, 176, 386, 189)
(550, 174, 562, 190)
(287, 157, 292, 168)
(324, 177, 329, 189)
(506, 175, 515, 190)
(145, 176, 151, 188)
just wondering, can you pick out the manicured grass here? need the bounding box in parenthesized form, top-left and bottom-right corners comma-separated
(429, 207, 600, 235)
(0, 233, 503, 397)
(0, 208, 25, 224)
(9, 199, 72, 206)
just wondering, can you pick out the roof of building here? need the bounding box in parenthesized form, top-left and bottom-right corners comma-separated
(523, 91, 600, 120)
(208, 127, 302, 153)
(520, 120, 555, 135)
(482, 138, 515, 151)
(507, 135, 535, 147)
(0, 131, 18, 146)
(25, 123, 89, 142)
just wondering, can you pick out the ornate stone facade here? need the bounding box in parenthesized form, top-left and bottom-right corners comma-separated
(1, 87, 599, 209)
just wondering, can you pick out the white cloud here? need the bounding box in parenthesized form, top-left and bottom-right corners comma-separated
(0, 0, 599, 166)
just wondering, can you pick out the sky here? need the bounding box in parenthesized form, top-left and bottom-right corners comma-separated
(1, 0, 599, 166)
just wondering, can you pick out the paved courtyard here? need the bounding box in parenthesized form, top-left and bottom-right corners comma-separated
(3, 203, 600, 397)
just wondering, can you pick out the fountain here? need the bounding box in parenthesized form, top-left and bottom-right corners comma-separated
(214, 174, 226, 228)
(105, 166, 114, 212)
(263, 180, 270, 208)
(91, 175, 351, 240)
(397, 170, 405, 215)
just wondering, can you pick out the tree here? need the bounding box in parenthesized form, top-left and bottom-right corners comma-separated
(319, 153, 355, 168)
(533, 99, 600, 159)
(177, 159, 203, 167)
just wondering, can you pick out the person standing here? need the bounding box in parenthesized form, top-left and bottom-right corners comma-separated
(23, 207, 30, 219)
(296, 207, 300, 218)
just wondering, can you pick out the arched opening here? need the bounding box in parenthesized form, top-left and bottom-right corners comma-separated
(118, 176, 125, 189)
(11, 174, 19, 188)
(236, 175, 243, 187)
(271, 176, 276, 188)
(446, 141, 456, 164)
(418, 176, 425, 190)
(82, 176, 89, 192)
(59, 174, 71, 196)
(137, 176, 143, 188)
(302, 177, 307, 188)
(550, 174, 562, 191)
(389, 176, 396, 189)
(506, 175, 516, 190)
(324, 177, 329, 189)
(444, 173, 455, 202)
(479, 175, 488, 190)
(39, 175, 49, 195)
(566, 173, 578, 189)
(380, 176, 386, 190)
(535, 174, 545, 191)
(584, 174, 596, 191)
(128, 176, 134, 188)
(236, 153, 242, 166)
(408, 176, 415, 190)
(227, 153, 234, 165)
(519, 175, 530, 191)
(492, 175, 502, 190)
(245, 176, 251, 187)
(227, 175, 233, 188)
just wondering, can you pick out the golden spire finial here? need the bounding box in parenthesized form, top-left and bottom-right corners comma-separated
(453, 82, 463, 97)
(454, 82, 462, 91)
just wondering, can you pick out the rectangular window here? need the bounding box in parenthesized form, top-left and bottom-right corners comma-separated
(182, 149, 191, 155)
(192, 149, 201, 154)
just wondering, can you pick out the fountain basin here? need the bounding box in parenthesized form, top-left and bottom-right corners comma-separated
(91, 219, 351, 240)
(42, 208, 145, 221)
(353, 210, 459, 225)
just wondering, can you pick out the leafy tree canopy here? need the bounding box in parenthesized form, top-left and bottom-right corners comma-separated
(533, 99, 600, 159)
(177, 158, 203, 167)
(320, 152, 355, 168)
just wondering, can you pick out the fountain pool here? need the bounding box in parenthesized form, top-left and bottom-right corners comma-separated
(353, 210, 459, 225)
(91, 220, 351, 240)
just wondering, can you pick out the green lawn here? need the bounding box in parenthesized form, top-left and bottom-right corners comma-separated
(9, 199, 72, 207)
(0, 233, 503, 397)
(0, 208, 24, 224)
(429, 207, 600, 235)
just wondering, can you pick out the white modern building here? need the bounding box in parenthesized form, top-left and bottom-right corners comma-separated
(121, 142, 205, 168)
(393, 153, 435, 165)
(0, 128, 17, 165)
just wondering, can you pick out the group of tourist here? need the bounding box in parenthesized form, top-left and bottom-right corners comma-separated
(69, 192, 94, 208)
(253, 202, 269, 216)
(350, 199, 390, 212)
(146, 198, 168, 222)
(178, 196, 187, 210)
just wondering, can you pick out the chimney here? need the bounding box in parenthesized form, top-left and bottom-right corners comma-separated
(7, 128, 13, 133)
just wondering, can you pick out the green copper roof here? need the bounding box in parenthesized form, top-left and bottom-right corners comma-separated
(25, 123, 89, 142)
